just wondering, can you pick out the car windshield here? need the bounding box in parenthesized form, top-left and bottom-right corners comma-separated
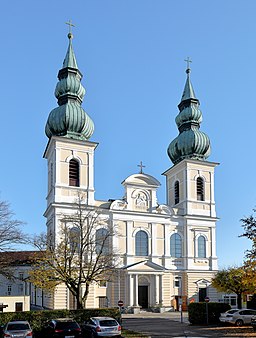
(55, 322, 79, 330)
(99, 320, 117, 327)
(7, 323, 30, 330)
(228, 310, 239, 314)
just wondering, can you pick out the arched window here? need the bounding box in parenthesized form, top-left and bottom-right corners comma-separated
(198, 235, 206, 258)
(196, 177, 204, 201)
(69, 159, 80, 187)
(174, 181, 180, 204)
(69, 227, 80, 253)
(170, 233, 182, 258)
(96, 228, 110, 254)
(135, 230, 148, 256)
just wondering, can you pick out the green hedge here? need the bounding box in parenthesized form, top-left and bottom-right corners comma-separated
(0, 308, 121, 336)
(188, 302, 231, 325)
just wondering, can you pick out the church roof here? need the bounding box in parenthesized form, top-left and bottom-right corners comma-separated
(0, 251, 43, 266)
(167, 64, 211, 165)
(45, 32, 94, 141)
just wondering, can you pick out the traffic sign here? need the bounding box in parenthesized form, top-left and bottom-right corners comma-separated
(118, 300, 124, 307)
(205, 296, 210, 303)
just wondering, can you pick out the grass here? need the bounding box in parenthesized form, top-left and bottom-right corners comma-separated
(121, 328, 149, 337)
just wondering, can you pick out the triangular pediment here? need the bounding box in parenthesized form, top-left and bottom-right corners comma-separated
(195, 279, 211, 287)
(123, 260, 166, 272)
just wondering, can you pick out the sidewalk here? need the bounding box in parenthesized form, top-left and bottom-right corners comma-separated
(122, 310, 189, 323)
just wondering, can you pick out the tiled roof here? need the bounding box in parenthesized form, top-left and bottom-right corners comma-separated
(0, 251, 43, 266)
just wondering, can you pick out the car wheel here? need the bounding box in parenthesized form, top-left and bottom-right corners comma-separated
(235, 319, 244, 326)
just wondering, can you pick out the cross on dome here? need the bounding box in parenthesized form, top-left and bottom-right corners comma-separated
(137, 161, 145, 174)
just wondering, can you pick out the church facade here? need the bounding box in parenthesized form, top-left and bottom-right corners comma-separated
(42, 32, 220, 311)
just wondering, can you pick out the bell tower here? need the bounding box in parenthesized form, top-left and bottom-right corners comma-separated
(163, 62, 218, 271)
(43, 31, 97, 239)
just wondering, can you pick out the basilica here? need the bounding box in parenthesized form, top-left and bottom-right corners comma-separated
(42, 31, 220, 311)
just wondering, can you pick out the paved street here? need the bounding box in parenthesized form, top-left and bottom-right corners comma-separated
(121, 312, 256, 337)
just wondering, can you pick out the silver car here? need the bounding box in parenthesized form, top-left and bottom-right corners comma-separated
(219, 309, 239, 323)
(1, 320, 33, 337)
(82, 317, 121, 337)
(225, 309, 256, 326)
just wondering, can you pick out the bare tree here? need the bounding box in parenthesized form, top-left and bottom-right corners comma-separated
(0, 200, 26, 278)
(30, 193, 119, 309)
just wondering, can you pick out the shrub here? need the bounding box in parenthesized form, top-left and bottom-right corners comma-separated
(188, 302, 230, 325)
(0, 308, 121, 336)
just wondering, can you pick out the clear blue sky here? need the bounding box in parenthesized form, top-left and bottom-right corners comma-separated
(1, 0, 255, 267)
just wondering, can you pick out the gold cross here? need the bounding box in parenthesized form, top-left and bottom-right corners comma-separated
(137, 161, 145, 174)
(184, 57, 192, 69)
(66, 20, 75, 34)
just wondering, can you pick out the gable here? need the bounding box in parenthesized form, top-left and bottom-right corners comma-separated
(123, 260, 166, 272)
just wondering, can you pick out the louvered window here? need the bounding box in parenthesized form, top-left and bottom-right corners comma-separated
(69, 159, 80, 187)
(174, 181, 180, 204)
(196, 177, 204, 201)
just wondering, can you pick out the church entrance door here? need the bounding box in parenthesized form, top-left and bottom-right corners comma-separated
(138, 285, 148, 308)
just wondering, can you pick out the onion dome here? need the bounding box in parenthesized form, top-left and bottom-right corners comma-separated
(167, 65, 211, 165)
(45, 33, 94, 140)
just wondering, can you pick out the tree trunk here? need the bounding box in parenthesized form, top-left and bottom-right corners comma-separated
(76, 291, 84, 309)
(81, 283, 90, 308)
(237, 293, 242, 309)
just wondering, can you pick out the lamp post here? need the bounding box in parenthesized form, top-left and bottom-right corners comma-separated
(180, 276, 183, 323)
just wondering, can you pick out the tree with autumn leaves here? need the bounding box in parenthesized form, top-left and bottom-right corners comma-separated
(29, 193, 119, 309)
(212, 209, 256, 309)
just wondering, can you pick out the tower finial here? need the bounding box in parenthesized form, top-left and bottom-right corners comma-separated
(66, 19, 75, 39)
(184, 57, 192, 74)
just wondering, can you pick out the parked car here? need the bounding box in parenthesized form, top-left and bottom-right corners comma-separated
(220, 309, 256, 326)
(41, 318, 82, 337)
(0, 320, 33, 337)
(219, 309, 239, 323)
(251, 315, 256, 331)
(81, 317, 121, 337)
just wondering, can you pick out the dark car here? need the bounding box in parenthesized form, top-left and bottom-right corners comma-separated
(41, 318, 82, 337)
(1, 320, 33, 337)
(81, 317, 121, 337)
(251, 315, 256, 331)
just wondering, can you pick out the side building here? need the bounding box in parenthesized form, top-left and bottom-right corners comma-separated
(43, 32, 220, 311)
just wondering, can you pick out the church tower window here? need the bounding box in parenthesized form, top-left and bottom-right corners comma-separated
(135, 230, 148, 256)
(174, 181, 180, 204)
(170, 233, 182, 258)
(69, 159, 80, 187)
(196, 177, 204, 201)
(198, 235, 206, 258)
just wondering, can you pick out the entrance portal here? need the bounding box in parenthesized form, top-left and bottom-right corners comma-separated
(138, 285, 148, 308)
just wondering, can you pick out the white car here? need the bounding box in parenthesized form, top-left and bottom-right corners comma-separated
(220, 309, 256, 326)
(82, 317, 121, 337)
(219, 309, 239, 323)
(1, 320, 33, 337)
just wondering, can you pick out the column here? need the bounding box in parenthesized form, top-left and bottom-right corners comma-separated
(126, 221, 133, 256)
(155, 275, 159, 304)
(129, 275, 134, 306)
(151, 223, 156, 256)
(134, 274, 139, 306)
(159, 275, 163, 304)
